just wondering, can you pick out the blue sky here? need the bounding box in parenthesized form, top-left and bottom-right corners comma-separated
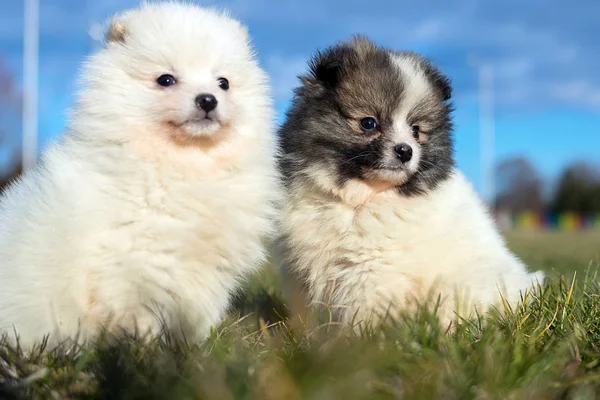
(0, 0, 599, 198)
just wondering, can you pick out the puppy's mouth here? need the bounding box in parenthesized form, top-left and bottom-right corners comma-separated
(166, 111, 225, 136)
(164, 112, 227, 142)
(371, 162, 414, 173)
(373, 166, 404, 171)
(180, 115, 220, 126)
(363, 165, 414, 186)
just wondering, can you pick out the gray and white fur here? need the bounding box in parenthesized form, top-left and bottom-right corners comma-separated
(277, 36, 544, 329)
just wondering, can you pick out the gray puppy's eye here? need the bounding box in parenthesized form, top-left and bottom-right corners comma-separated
(359, 117, 378, 133)
(411, 125, 420, 139)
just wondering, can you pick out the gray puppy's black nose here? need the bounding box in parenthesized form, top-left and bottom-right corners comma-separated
(195, 93, 218, 112)
(394, 143, 413, 163)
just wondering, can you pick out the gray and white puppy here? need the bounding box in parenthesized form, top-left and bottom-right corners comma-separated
(277, 36, 544, 329)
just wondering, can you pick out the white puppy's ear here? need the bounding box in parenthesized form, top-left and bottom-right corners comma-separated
(105, 16, 128, 44)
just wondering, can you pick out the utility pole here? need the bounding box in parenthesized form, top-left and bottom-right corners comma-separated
(22, 0, 40, 171)
(468, 57, 495, 208)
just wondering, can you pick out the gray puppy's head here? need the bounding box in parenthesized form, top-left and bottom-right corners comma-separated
(278, 36, 455, 200)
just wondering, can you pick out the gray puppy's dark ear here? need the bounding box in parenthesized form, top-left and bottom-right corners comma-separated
(302, 46, 353, 88)
(311, 57, 342, 87)
(437, 74, 452, 101)
(425, 62, 452, 101)
(407, 52, 453, 102)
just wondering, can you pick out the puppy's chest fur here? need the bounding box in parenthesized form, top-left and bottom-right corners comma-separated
(85, 152, 273, 281)
(286, 193, 433, 277)
(281, 174, 482, 321)
(52, 143, 277, 334)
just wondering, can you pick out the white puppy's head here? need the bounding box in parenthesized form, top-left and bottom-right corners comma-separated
(74, 2, 270, 146)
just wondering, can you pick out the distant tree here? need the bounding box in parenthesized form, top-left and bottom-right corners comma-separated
(550, 161, 600, 214)
(0, 57, 22, 191)
(495, 156, 545, 212)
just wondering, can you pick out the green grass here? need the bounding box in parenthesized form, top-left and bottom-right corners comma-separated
(1, 231, 600, 399)
(504, 230, 600, 276)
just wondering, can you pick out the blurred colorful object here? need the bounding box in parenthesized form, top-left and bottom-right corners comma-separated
(495, 210, 600, 231)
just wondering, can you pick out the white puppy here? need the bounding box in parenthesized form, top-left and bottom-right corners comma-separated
(0, 2, 279, 348)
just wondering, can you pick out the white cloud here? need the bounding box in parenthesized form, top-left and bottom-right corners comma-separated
(547, 80, 600, 109)
(412, 18, 446, 42)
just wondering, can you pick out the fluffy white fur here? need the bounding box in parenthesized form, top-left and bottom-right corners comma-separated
(0, 2, 279, 348)
(280, 170, 544, 329)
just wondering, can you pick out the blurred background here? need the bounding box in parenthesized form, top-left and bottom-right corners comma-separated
(0, 0, 598, 273)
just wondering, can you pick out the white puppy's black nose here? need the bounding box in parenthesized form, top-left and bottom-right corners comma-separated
(195, 94, 218, 112)
(394, 143, 413, 164)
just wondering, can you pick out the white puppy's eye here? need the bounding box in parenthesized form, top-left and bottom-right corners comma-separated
(217, 78, 229, 91)
(157, 74, 177, 87)
(411, 125, 420, 139)
(359, 117, 378, 133)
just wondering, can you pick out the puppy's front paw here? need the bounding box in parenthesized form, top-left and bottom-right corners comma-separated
(82, 304, 168, 342)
